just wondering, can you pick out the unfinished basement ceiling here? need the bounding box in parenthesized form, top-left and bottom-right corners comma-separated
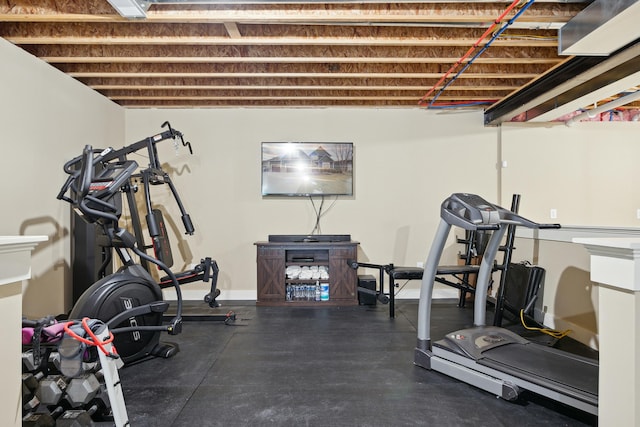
(1, 0, 638, 123)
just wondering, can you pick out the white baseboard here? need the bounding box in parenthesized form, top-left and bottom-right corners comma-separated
(162, 289, 257, 301)
(541, 311, 599, 350)
(162, 288, 459, 301)
(395, 288, 458, 299)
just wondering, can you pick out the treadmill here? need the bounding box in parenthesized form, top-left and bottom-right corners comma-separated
(414, 193, 598, 415)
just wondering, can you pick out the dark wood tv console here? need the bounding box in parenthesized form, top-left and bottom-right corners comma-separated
(254, 239, 359, 306)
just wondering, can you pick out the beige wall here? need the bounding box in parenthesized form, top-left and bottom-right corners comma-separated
(124, 109, 498, 301)
(500, 122, 640, 349)
(510, 237, 598, 347)
(0, 38, 124, 317)
(500, 122, 640, 226)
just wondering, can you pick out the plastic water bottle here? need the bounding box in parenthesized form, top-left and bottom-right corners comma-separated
(315, 281, 321, 301)
(320, 283, 329, 301)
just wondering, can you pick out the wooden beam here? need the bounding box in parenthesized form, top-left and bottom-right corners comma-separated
(110, 95, 427, 101)
(5, 36, 558, 47)
(41, 56, 561, 65)
(0, 2, 584, 25)
(94, 85, 516, 91)
(69, 71, 537, 79)
(224, 22, 242, 38)
(89, 85, 518, 91)
(24, 43, 561, 59)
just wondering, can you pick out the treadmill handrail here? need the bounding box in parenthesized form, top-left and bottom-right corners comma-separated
(498, 210, 561, 230)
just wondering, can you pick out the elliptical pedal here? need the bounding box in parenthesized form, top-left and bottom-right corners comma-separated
(204, 288, 222, 307)
(150, 342, 180, 359)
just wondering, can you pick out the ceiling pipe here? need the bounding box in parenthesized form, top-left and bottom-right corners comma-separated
(425, 0, 537, 108)
(418, 0, 524, 106)
(565, 90, 640, 126)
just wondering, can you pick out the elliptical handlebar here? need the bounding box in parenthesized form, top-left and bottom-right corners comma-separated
(59, 145, 129, 227)
(74, 146, 120, 226)
(77, 145, 95, 197)
(57, 147, 114, 203)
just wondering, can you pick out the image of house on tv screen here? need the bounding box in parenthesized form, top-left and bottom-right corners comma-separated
(262, 142, 354, 196)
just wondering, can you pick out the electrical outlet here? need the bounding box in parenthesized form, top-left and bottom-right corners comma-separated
(417, 262, 424, 268)
(636, 209, 640, 220)
(550, 208, 557, 219)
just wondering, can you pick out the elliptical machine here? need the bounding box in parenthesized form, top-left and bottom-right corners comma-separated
(57, 123, 217, 364)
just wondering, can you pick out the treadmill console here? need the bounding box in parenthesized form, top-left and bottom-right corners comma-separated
(441, 193, 501, 230)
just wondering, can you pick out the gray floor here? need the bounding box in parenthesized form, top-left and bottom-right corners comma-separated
(118, 299, 597, 427)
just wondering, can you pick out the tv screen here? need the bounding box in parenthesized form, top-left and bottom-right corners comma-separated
(262, 142, 354, 196)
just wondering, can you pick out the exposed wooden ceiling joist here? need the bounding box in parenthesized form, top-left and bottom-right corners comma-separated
(2, 0, 635, 120)
(0, 2, 584, 24)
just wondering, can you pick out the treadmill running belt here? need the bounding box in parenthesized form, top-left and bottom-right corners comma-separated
(480, 343, 598, 400)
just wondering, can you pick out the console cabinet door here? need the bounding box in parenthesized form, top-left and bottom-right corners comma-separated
(329, 246, 358, 302)
(256, 246, 285, 302)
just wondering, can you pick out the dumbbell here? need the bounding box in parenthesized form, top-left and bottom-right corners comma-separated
(23, 371, 44, 394)
(48, 351, 62, 373)
(50, 351, 100, 376)
(65, 373, 101, 408)
(36, 375, 68, 406)
(22, 407, 64, 427)
(23, 412, 55, 427)
(88, 383, 114, 421)
(23, 372, 45, 413)
(23, 349, 61, 373)
(22, 350, 45, 372)
(23, 392, 41, 414)
(57, 404, 99, 427)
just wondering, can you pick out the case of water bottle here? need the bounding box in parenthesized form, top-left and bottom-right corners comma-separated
(285, 265, 330, 302)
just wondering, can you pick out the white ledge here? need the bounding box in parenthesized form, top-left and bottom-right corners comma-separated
(516, 225, 640, 243)
(0, 235, 48, 286)
(573, 237, 640, 291)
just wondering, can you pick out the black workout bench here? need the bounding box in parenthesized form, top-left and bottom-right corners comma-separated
(349, 195, 523, 318)
(348, 261, 484, 318)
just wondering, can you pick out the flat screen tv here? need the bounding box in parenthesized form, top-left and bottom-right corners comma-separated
(261, 142, 354, 197)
